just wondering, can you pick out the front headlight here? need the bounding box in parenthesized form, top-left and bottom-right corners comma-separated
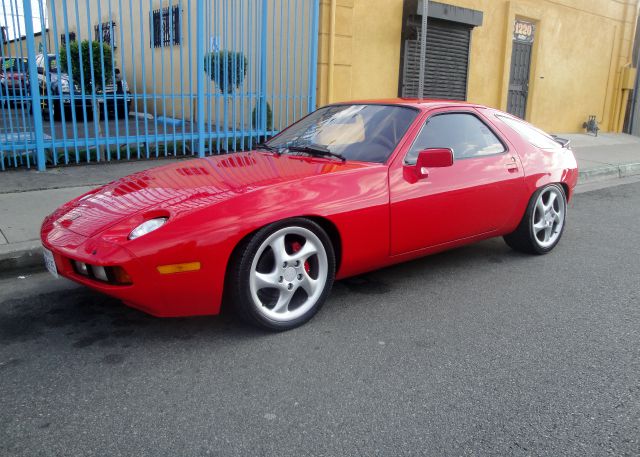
(128, 217, 168, 240)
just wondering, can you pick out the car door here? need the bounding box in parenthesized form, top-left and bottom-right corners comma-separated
(389, 108, 527, 255)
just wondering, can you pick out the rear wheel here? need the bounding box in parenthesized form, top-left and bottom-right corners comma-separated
(504, 184, 567, 255)
(229, 218, 335, 330)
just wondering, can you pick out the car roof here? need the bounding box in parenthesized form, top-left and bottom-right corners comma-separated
(330, 98, 485, 111)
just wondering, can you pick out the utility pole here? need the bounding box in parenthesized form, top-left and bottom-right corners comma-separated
(417, 0, 429, 99)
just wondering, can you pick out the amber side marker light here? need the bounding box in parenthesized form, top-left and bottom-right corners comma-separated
(157, 262, 201, 274)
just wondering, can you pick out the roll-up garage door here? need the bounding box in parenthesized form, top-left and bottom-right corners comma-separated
(402, 19, 472, 101)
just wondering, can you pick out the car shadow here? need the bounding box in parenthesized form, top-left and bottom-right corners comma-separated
(0, 285, 270, 352)
(331, 236, 532, 299)
(0, 237, 535, 355)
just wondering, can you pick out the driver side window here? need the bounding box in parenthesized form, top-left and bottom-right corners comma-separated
(405, 113, 506, 164)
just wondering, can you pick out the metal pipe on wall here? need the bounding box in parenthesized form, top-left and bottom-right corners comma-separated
(327, 0, 336, 104)
(613, 0, 637, 132)
(417, 0, 429, 99)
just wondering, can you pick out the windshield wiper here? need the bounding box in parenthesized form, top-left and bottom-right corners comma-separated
(256, 142, 282, 155)
(286, 143, 345, 161)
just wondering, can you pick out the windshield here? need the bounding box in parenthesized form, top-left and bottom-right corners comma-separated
(266, 104, 418, 163)
(1, 58, 28, 73)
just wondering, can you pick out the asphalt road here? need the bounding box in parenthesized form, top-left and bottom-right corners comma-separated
(1, 182, 639, 457)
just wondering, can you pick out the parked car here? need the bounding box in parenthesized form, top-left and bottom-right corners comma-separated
(35, 53, 132, 120)
(34, 53, 83, 119)
(41, 100, 578, 331)
(97, 67, 133, 119)
(0, 57, 30, 107)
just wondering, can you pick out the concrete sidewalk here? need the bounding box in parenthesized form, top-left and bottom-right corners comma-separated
(1, 133, 639, 274)
(561, 133, 640, 182)
(0, 158, 185, 273)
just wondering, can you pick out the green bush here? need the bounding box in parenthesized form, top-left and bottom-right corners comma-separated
(204, 51, 247, 94)
(252, 101, 273, 131)
(59, 40, 113, 91)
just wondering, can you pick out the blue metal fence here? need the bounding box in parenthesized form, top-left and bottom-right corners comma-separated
(0, 0, 319, 171)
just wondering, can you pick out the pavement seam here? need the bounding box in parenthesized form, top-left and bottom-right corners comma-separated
(0, 184, 105, 195)
(0, 229, 8, 244)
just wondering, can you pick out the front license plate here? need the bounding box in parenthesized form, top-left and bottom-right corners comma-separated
(43, 247, 58, 278)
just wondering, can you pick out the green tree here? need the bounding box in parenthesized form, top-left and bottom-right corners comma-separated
(60, 40, 114, 159)
(59, 40, 113, 91)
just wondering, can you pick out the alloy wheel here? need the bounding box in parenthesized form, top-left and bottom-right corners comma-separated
(532, 186, 566, 248)
(249, 226, 328, 322)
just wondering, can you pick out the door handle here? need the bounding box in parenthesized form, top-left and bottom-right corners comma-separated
(505, 157, 519, 172)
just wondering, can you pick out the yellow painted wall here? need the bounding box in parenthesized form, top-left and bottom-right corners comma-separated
(318, 0, 640, 133)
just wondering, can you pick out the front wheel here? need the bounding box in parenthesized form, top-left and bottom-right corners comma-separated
(228, 218, 336, 331)
(504, 184, 567, 255)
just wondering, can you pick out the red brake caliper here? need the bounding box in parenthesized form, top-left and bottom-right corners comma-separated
(291, 241, 311, 273)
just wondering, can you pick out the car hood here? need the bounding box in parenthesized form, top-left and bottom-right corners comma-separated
(52, 151, 374, 237)
(39, 72, 71, 86)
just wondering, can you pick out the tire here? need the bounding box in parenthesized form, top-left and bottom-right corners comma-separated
(504, 183, 567, 255)
(228, 218, 336, 331)
(41, 99, 58, 120)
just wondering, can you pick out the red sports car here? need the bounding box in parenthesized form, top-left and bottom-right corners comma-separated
(41, 100, 578, 330)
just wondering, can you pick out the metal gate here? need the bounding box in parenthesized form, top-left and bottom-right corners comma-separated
(402, 19, 472, 101)
(0, 0, 319, 171)
(507, 20, 535, 119)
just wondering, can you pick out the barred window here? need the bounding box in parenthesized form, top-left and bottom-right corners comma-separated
(94, 22, 117, 49)
(150, 5, 181, 48)
(60, 31, 76, 47)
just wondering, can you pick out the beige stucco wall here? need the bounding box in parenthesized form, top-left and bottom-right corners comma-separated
(2, 32, 51, 61)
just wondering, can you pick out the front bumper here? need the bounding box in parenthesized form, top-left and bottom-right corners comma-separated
(2, 84, 31, 101)
(41, 223, 223, 317)
(97, 93, 132, 111)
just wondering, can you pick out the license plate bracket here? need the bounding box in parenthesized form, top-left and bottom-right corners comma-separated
(42, 247, 59, 278)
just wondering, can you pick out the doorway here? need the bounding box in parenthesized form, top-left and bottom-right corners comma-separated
(507, 19, 535, 119)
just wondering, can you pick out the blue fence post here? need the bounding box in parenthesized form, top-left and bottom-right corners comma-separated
(22, 0, 46, 171)
(309, 0, 320, 111)
(196, 0, 206, 158)
(260, 0, 268, 139)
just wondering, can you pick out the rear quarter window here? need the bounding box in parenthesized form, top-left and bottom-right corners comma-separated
(496, 115, 560, 149)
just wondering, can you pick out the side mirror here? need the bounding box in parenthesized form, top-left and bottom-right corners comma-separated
(413, 148, 453, 178)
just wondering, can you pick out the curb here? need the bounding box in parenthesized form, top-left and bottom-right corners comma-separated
(578, 162, 640, 184)
(0, 242, 44, 277)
